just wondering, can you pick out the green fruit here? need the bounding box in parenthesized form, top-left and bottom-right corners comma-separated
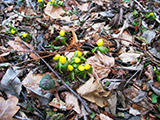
(39, 74, 55, 90)
(157, 75, 160, 82)
(98, 46, 109, 53)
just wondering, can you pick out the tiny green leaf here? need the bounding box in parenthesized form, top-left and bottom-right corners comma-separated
(58, 62, 63, 73)
(39, 74, 55, 90)
(91, 47, 98, 53)
(90, 112, 95, 118)
(105, 80, 110, 86)
(151, 93, 158, 103)
(98, 46, 109, 53)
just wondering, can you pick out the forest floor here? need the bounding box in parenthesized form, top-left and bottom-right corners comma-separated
(0, 0, 160, 120)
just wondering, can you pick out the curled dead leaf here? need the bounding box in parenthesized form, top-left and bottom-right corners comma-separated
(87, 51, 115, 81)
(61, 92, 81, 114)
(77, 77, 110, 107)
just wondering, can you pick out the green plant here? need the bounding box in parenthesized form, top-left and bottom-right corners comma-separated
(53, 50, 92, 80)
(132, 9, 138, 17)
(92, 39, 109, 53)
(48, 0, 64, 7)
(151, 93, 158, 103)
(45, 44, 62, 52)
(19, 32, 32, 42)
(155, 69, 160, 82)
(145, 12, 156, 21)
(7, 26, 18, 35)
(38, 0, 45, 9)
(55, 30, 68, 45)
(90, 112, 95, 119)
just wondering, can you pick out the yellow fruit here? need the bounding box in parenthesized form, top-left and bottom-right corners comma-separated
(74, 57, 80, 63)
(59, 56, 66, 64)
(53, 54, 60, 61)
(74, 50, 82, 57)
(68, 65, 74, 71)
(97, 39, 103, 46)
(22, 33, 28, 38)
(38, 0, 42, 3)
(149, 12, 154, 16)
(78, 65, 84, 71)
(60, 30, 65, 37)
(84, 64, 91, 70)
(51, 0, 55, 3)
(11, 29, 16, 34)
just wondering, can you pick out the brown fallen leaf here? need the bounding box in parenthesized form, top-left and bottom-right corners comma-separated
(61, 92, 81, 114)
(77, 77, 110, 107)
(7, 37, 39, 60)
(70, 29, 78, 46)
(87, 51, 115, 81)
(44, 5, 70, 22)
(0, 96, 20, 120)
(144, 64, 153, 80)
(119, 31, 134, 47)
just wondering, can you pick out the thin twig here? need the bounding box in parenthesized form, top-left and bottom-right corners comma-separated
(21, 92, 45, 119)
(124, 70, 141, 87)
(19, 40, 93, 114)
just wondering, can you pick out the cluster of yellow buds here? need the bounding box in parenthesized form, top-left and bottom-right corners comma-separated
(48, 0, 55, 4)
(53, 50, 92, 80)
(78, 64, 91, 71)
(53, 54, 67, 64)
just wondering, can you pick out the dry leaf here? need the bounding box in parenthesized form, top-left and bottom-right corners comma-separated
(144, 64, 153, 80)
(70, 29, 78, 46)
(7, 37, 39, 60)
(100, 113, 113, 120)
(129, 107, 141, 116)
(120, 31, 134, 47)
(87, 51, 115, 81)
(0, 96, 20, 120)
(44, 5, 70, 22)
(77, 3, 89, 12)
(119, 52, 142, 63)
(77, 77, 110, 107)
(61, 92, 81, 114)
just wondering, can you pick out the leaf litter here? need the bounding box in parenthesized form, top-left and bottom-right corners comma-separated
(0, 0, 160, 119)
